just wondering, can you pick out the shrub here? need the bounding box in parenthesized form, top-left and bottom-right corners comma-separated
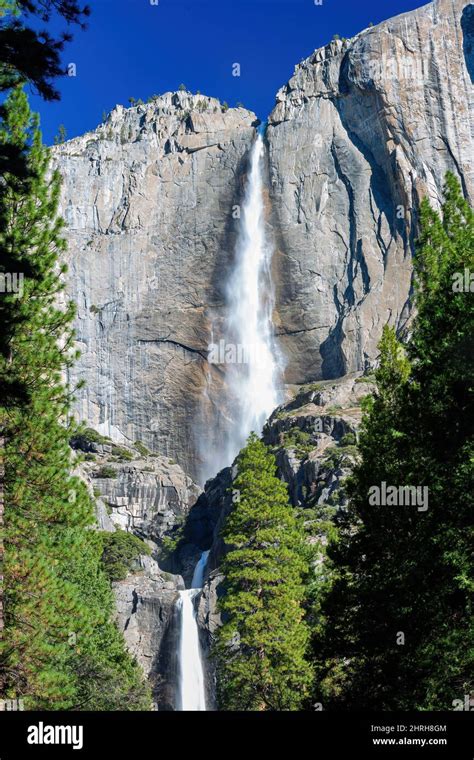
(111, 444, 134, 461)
(339, 432, 357, 447)
(134, 441, 151, 457)
(160, 521, 184, 559)
(101, 531, 151, 582)
(355, 373, 376, 384)
(94, 465, 117, 479)
(81, 427, 110, 444)
(281, 427, 314, 455)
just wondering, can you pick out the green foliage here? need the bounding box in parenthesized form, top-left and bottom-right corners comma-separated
(221, 101, 229, 112)
(321, 444, 358, 470)
(325, 404, 343, 414)
(53, 123, 67, 144)
(280, 427, 313, 455)
(178, 83, 187, 91)
(213, 434, 313, 710)
(0, 88, 150, 710)
(315, 174, 474, 709)
(355, 373, 376, 383)
(101, 530, 151, 582)
(0, 1, 89, 101)
(58, 530, 151, 710)
(111, 444, 134, 461)
(134, 440, 151, 457)
(160, 523, 184, 560)
(94, 465, 117, 479)
(74, 426, 110, 447)
(302, 381, 323, 392)
(339, 432, 357, 447)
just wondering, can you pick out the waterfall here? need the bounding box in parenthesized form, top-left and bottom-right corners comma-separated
(223, 129, 282, 462)
(176, 550, 210, 711)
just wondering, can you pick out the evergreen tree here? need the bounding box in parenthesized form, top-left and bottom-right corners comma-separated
(214, 434, 313, 710)
(0, 0, 89, 101)
(0, 1, 88, 264)
(53, 123, 67, 144)
(316, 174, 473, 709)
(0, 87, 150, 709)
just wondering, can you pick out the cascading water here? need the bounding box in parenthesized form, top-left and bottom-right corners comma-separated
(176, 550, 210, 711)
(224, 128, 282, 461)
(176, 129, 281, 709)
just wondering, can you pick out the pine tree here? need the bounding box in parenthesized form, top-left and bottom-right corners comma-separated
(0, 87, 150, 709)
(0, 1, 89, 260)
(316, 174, 473, 709)
(0, 0, 89, 101)
(214, 434, 313, 710)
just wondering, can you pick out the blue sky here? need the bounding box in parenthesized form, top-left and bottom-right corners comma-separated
(28, 0, 428, 144)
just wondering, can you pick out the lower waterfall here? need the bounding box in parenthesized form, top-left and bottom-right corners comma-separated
(176, 550, 210, 711)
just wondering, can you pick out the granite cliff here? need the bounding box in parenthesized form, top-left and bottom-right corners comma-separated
(53, 0, 473, 708)
(267, 0, 473, 380)
(54, 92, 257, 483)
(54, 0, 473, 483)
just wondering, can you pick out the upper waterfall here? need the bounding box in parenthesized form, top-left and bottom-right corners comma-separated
(222, 130, 282, 463)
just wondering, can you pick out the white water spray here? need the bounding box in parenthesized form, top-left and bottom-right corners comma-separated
(224, 131, 281, 460)
(176, 550, 210, 711)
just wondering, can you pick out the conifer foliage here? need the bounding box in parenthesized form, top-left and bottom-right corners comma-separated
(315, 174, 473, 709)
(0, 0, 90, 101)
(214, 433, 313, 710)
(0, 87, 150, 709)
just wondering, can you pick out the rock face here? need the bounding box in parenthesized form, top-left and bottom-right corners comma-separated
(267, 0, 473, 382)
(55, 3, 474, 701)
(72, 432, 190, 707)
(92, 458, 200, 542)
(113, 554, 184, 698)
(71, 430, 201, 541)
(178, 372, 371, 703)
(54, 93, 257, 483)
(262, 374, 370, 508)
(54, 1, 473, 482)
